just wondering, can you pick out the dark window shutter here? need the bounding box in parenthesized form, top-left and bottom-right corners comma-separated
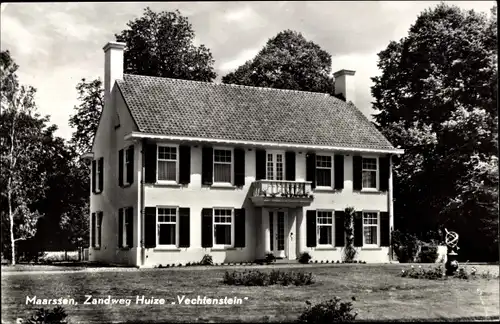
(353, 156, 362, 191)
(118, 208, 123, 247)
(201, 208, 213, 248)
(306, 153, 316, 190)
(234, 208, 246, 248)
(202, 147, 213, 185)
(98, 157, 104, 192)
(335, 211, 345, 247)
(91, 212, 96, 247)
(306, 210, 317, 247)
(255, 149, 266, 180)
(354, 212, 363, 247)
(379, 156, 390, 192)
(334, 155, 344, 190)
(91, 160, 96, 193)
(380, 212, 390, 247)
(118, 150, 124, 187)
(144, 142, 157, 184)
(179, 146, 191, 185)
(126, 207, 133, 247)
(144, 207, 156, 248)
(178, 208, 190, 247)
(127, 146, 134, 185)
(234, 148, 245, 187)
(285, 151, 296, 181)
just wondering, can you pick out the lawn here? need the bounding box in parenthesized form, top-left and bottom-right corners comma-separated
(2, 263, 499, 323)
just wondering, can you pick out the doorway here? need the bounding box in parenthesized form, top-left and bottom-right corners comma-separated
(269, 210, 287, 258)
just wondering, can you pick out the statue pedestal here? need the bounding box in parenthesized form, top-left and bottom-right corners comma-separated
(445, 252, 459, 276)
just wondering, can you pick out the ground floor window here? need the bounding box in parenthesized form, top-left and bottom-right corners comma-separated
(158, 207, 177, 246)
(317, 211, 333, 245)
(96, 212, 103, 248)
(363, 212, 379, 245)
(214, 208, 233, 246)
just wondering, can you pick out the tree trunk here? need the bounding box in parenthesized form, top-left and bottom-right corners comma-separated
(8, 178, 15, 266)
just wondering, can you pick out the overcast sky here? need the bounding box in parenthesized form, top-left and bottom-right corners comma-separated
(0, 1, 495, 140)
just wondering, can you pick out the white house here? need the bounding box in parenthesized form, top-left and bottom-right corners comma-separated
(85, 41, 404, 267)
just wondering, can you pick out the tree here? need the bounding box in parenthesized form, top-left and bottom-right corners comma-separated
(115, 7, 216, 81)
(371, 3, 498, 261)
(221, 30, 335, 94)
(0, 50, 49, 264)
(68, 78, 104, 155)
(69, 7, 218, 156)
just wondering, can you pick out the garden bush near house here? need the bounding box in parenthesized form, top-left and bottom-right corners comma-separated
(297, 297, 358, 323)
(222, 269, 314, 286)
(391, 230, 420, 263)
(200, 254, 213, 266)
(417, 245, 439, 263)
(298, 252, 312, 264)
(343, 207, 357, 263)
(265, 252, 276, 263)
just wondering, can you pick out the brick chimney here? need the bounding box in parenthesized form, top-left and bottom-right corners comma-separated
(333, 69, 356, 105)
(103, 41, 126, 102)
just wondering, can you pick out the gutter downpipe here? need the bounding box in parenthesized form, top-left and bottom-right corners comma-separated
(140, 139, 146, 267)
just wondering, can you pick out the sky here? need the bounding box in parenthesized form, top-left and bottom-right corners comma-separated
(0, 1, 495, 140)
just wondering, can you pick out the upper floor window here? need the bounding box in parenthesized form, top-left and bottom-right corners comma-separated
(266, 151, 285, 180)
(317, 211, 333, 245)
(362, 157, 378, 189)
(213, 149, 232, 184)
(157, 207, 177, 246)
(125, 148, 132, 185)
(316, 155, 333, 187)
(363, 212, 379, 246)
(158, 146, 178, 182)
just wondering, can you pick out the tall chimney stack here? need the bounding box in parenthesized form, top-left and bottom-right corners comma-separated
(333, 69, 356, 105)
(103, 41, 126, 102)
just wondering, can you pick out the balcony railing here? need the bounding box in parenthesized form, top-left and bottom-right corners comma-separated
(250, 180, 314, 207)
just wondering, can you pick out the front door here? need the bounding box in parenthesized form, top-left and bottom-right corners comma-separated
(269, 210, 287, 258)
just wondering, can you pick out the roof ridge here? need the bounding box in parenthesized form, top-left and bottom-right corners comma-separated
(123, 73, 331, 97)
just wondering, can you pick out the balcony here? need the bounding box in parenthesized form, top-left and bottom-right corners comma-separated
(250, 180, 314, 207)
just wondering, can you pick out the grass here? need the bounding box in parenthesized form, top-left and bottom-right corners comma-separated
(2, 264, 499, 323)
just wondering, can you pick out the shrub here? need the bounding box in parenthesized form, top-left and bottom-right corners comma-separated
(200, 254, 213, 266)
(401, 265, 444, 280)
(223, 270, 314, 286)
(418, 246, 439, 263)
(265, 253, 276, 264)
(25, 306, 68, 324)
(298, 252, 312, 264)
(298, 297, 358, 323)
(391, 230, 420, 263)
(343, 207, 357, 263)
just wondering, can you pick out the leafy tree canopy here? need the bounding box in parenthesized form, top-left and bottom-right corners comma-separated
(371, 3, 498, 261)
(222, 30, 335, 94)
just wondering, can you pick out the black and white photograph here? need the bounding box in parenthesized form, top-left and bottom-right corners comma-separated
(1, 1, 498, 323)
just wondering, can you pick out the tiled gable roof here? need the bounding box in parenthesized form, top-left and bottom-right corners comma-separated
(116, 74, 396, 151)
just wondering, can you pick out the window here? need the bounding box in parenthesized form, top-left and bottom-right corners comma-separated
(316, 155, 333, 187)
(120, 207, 132, 248)
(363, 212, 379, 246)
(97, 159, 103, 192)
(362, 157, 378, 189)
(124, 148, 132, 184)
(317, 211, 333, 245)
(157, 207, 177, 246)
(96, 212, 103, 248)
(213, 149, 232, 183)
(158, 146, 178, 182)
(266, 151, 285, 180)
(214, 208, 233, 246)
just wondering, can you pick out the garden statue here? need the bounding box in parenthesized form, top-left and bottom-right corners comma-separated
(444, 228, 459, 276)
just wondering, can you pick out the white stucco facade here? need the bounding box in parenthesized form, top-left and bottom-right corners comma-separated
(88, 42, 400, 267)
(89, 89, 396, 266)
